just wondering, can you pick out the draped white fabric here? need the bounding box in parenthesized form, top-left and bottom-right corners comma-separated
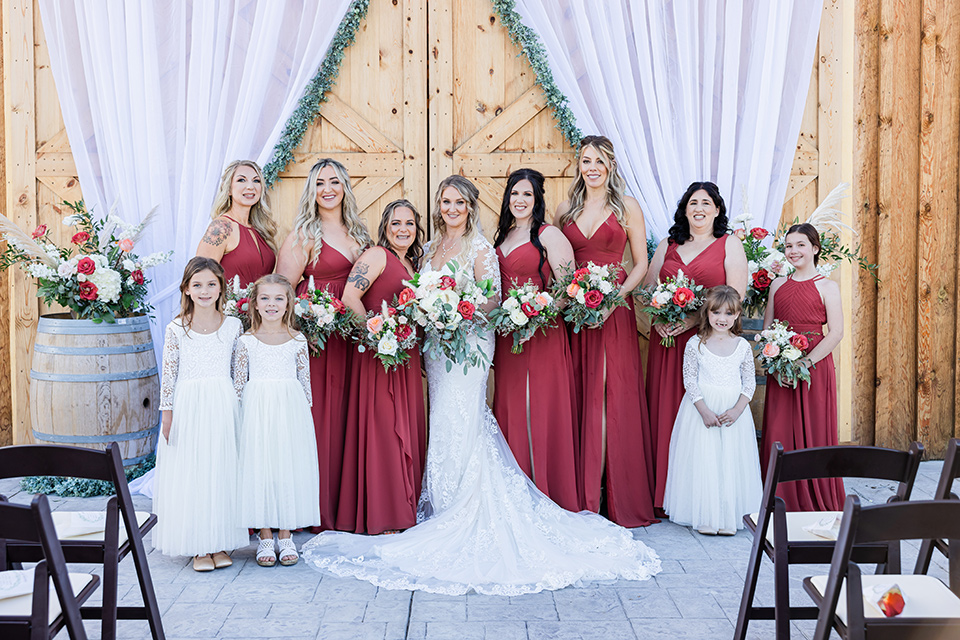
(514, 0, 822, 238)
(38, 0, 352, 353)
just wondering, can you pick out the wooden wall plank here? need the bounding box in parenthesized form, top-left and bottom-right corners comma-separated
(403, 0, 427, 210)
(428, 0, 454, 218)
(0, 1, 10, 447)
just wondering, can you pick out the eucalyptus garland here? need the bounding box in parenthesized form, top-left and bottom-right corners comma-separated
(491, 0, 582, 147)
(20, 454, 155, 498)
(262, 0, 370, 186)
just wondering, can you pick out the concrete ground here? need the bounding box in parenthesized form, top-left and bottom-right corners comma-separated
(1, 460, 953, 640)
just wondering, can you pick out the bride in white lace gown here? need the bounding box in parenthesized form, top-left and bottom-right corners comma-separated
(301, 176, 661, 595)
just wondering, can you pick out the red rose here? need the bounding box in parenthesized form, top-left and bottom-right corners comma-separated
(521, 302, 539, 317)
(789, 333, 809, 351)
(672, 287, 695, 308)
(583, 290, 604, 309)
(457, 300, 476, 320)
(751, 227, 769, 240)
(395, 324, 414, 341)
(77, 280, 98, 300)
(31, 224, 48, 239)
(398, 287, 416, 306)
(76, 256, 96, 275)
(387, 306, 397, 316)
(752, 269, 772, 290)
(237, 297, 249, 313)
(298, 293, 311, 300)
(439, 275, 457, 290)
(130, 269, 145, 285)
(573, 267, 589, 283)
(71, 231, 90, 245)
(330, 297, 347, 314)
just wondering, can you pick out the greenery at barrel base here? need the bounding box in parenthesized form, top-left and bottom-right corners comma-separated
(20, 454, 156, 498)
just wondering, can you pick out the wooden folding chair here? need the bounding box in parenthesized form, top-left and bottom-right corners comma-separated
(0, 443, 164, 640)
(804, 496, 960, 639)
(0, 494, 100, 640)
(734, 441, 924, 639)
(915, 437, 960, 575)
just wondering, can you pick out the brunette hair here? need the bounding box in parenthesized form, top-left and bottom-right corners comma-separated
(697, 285, 743, 340)
(377, 199, 424, 271)
(425, 175, 482, 263)
(667, 181, 728, 245)
(494, 168, 549, 287)
(176, 257, 226, 332)
(210, 160, 278, 252)
(785, 222, 822, 265)
(246, 274, 297, 336)
(556, 135, 628, 230)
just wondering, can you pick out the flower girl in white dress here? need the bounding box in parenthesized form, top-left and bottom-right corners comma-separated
(155, 257, 248, 572)
(663, 285, 762, 535)
(234, 274, 320, 567)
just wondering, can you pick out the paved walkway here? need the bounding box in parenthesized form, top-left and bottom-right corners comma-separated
(2, 461, 952, 640)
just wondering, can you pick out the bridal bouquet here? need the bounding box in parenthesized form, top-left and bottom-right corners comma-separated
(754, 320, 814, 388)
(355, 300, 417, 372)
(487, 281, 559, 354)
(554, 262, 626, 333)
(0, 200, 172, 323)
(637, 269, 705, 347)
(400, 261, 495, 373)
(293, 280, 357, 355)
(224, 276, 252, 329)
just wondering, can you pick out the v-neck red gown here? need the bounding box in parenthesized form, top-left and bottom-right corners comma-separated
(562, 213, 657, 527)
(492, 238, 580, 512)
(647, 237, 728, 508)
(296, 245, 354, 531)
(759, 276, 845, 511)
(219, 216, 276, 288)
(337, 250, 427, 533)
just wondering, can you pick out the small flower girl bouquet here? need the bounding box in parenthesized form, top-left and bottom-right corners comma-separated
(356, 300, 418, 371)
(487, 281, 559, 354)
(754, 320, 814, 388)
(554, 262, 626, 333)
(293, 279, 356, 355)
(400, 261, 495, 373)
(637, 269, 705, 347)
(224, 276, 252, 328)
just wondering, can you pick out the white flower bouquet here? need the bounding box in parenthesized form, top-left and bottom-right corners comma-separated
(754, 319, 814, 388)
(487, 281, 559, 354)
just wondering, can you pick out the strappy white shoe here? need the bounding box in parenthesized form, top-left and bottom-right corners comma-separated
(277, 538, 299, 566)
(256, 535, 277, 567)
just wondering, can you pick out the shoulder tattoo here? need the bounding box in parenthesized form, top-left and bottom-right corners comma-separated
(202, 219, 233, 247)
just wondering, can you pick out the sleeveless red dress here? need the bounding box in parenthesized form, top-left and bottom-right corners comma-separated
(647, 237, 728, 508)
(562, 213, 657, 527)
(295, 246, 354, 531)
(760, 276, 845, 511)
(219, 216, 276, 288)
(337, 251, 427, 533)
(492, 238, 580, 512)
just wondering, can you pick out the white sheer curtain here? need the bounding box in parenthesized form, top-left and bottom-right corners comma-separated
(38, 0, 352, 352)
(515, 0, 822, 238)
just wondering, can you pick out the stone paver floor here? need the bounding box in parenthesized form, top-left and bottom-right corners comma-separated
(2, 460, 953, 639)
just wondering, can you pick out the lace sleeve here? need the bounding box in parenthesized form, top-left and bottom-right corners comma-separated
(739, 338, 756, 401)
(232, 338, 249, 401)
(296, 335, 312, 407)
(473, 236, 501, 303)
(159, 324, 180, 410)
(682, 336, 703, 403)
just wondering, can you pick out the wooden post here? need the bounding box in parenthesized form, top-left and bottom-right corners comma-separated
(0, 0, 10, 447)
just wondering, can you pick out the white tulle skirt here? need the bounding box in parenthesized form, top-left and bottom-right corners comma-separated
(662, 383, 763, 533)
(237, 379, 320, 530)
(153, 377, 249, 556)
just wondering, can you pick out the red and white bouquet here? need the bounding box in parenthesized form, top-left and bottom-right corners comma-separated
(487, 281, 559, 354)
(754, 320, 814, 388)
(293, 280, 356, 355)
(730, 212, 791, 317)
(356, 301, 418, 371)
(637, 269, 705, 347)
(554, 262, 626, 333)
(400, 261, 495, 372)
(224, 276, 252, 328)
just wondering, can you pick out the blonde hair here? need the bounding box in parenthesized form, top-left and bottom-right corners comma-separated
(425, 175, 482, 263)
(210, 160, 278, 252)
(292, 158, 372, 264)
(176, 257, 226, 334)
(557, 135, 628, 230)
(247, 274, 297, 336)
(697, 285, 743, 341)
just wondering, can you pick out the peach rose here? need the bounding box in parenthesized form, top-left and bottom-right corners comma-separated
(566, 282, 581, 298)
(367, 315, 384, 335)
(762, 342, 780, 358)
(118, 238, 135, 253)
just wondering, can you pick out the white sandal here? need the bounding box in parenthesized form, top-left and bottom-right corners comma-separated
(277, 538, 299, 566)
(256, 536, 277, 567)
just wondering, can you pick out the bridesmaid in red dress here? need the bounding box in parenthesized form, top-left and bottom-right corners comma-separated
(337, 200, 427, 533)
(759, 223, 845, 511)
(196, 160, 277, 286)
(276, 158, 372, 532)
(556, 136, 657, 527)
(492, 169, 580, 512)
(645, 182, 747, 511)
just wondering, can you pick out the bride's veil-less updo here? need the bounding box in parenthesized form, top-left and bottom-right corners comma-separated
(425, 175, 482, 264)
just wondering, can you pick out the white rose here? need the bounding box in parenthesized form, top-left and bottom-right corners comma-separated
(503, 297, 520, 311)
(58, 261, 75, 278)
(61, 215, 80, 227)
(653, 291, 672, 306)
(781, 346, 802, 361)
(378, 333, 398, 356)
(575, 290, 586, 305)
(598, 280, 613, 295)
(509, 308, 529, 326)
(122, 259, 136, 272)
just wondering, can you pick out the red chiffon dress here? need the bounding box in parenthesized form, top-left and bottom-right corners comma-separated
(337, 250, 427, 533)
(296, 246, 354, 531)
(219, 216, 276, 288)
(492, 239, 580, 512)
(647, 237, 727, 508)
(562, 213, 657, 527)
(759, 276, 845, 511)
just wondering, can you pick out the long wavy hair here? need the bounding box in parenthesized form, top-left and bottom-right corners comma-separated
(494, 168, 549, 287)
(292, 158, 372, 263)
(210, 160, 278, 252)
(556, 135, 629, 230)
(377, 199, 424, 270)
(667, 181, 728, 245)
(176, 256, 226, 333)
(697, 285, 743, 342)
(785, 222, 821, 265)
(247, 274, 297, 336)
(425, 175, 482, 263)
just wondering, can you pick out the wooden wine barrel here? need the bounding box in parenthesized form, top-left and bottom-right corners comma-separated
(29, 314, 160, 465)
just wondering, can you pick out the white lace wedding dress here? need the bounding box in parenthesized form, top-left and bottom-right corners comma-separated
(301, 234, 661, 595)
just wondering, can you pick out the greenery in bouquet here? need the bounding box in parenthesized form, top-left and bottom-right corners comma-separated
(553, 262, 626, 334)
(636, 269, 705, 347)
(293, 281, 358, 355)
(487, 280, 559, 354)
(224, 276, 252, 329)
(0, 200, 172, 323)
(754, 320, 814, 389)
(400, 261, 495, 374)
(355, 298, 418, 372)
(728, 215, 791, 318)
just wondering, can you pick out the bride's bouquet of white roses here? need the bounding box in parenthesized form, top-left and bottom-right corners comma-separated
(400, 260, 495, 373)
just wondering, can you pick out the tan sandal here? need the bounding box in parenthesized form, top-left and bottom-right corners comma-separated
(193, 554, 215, 572)
(212, 551, 233, 569)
